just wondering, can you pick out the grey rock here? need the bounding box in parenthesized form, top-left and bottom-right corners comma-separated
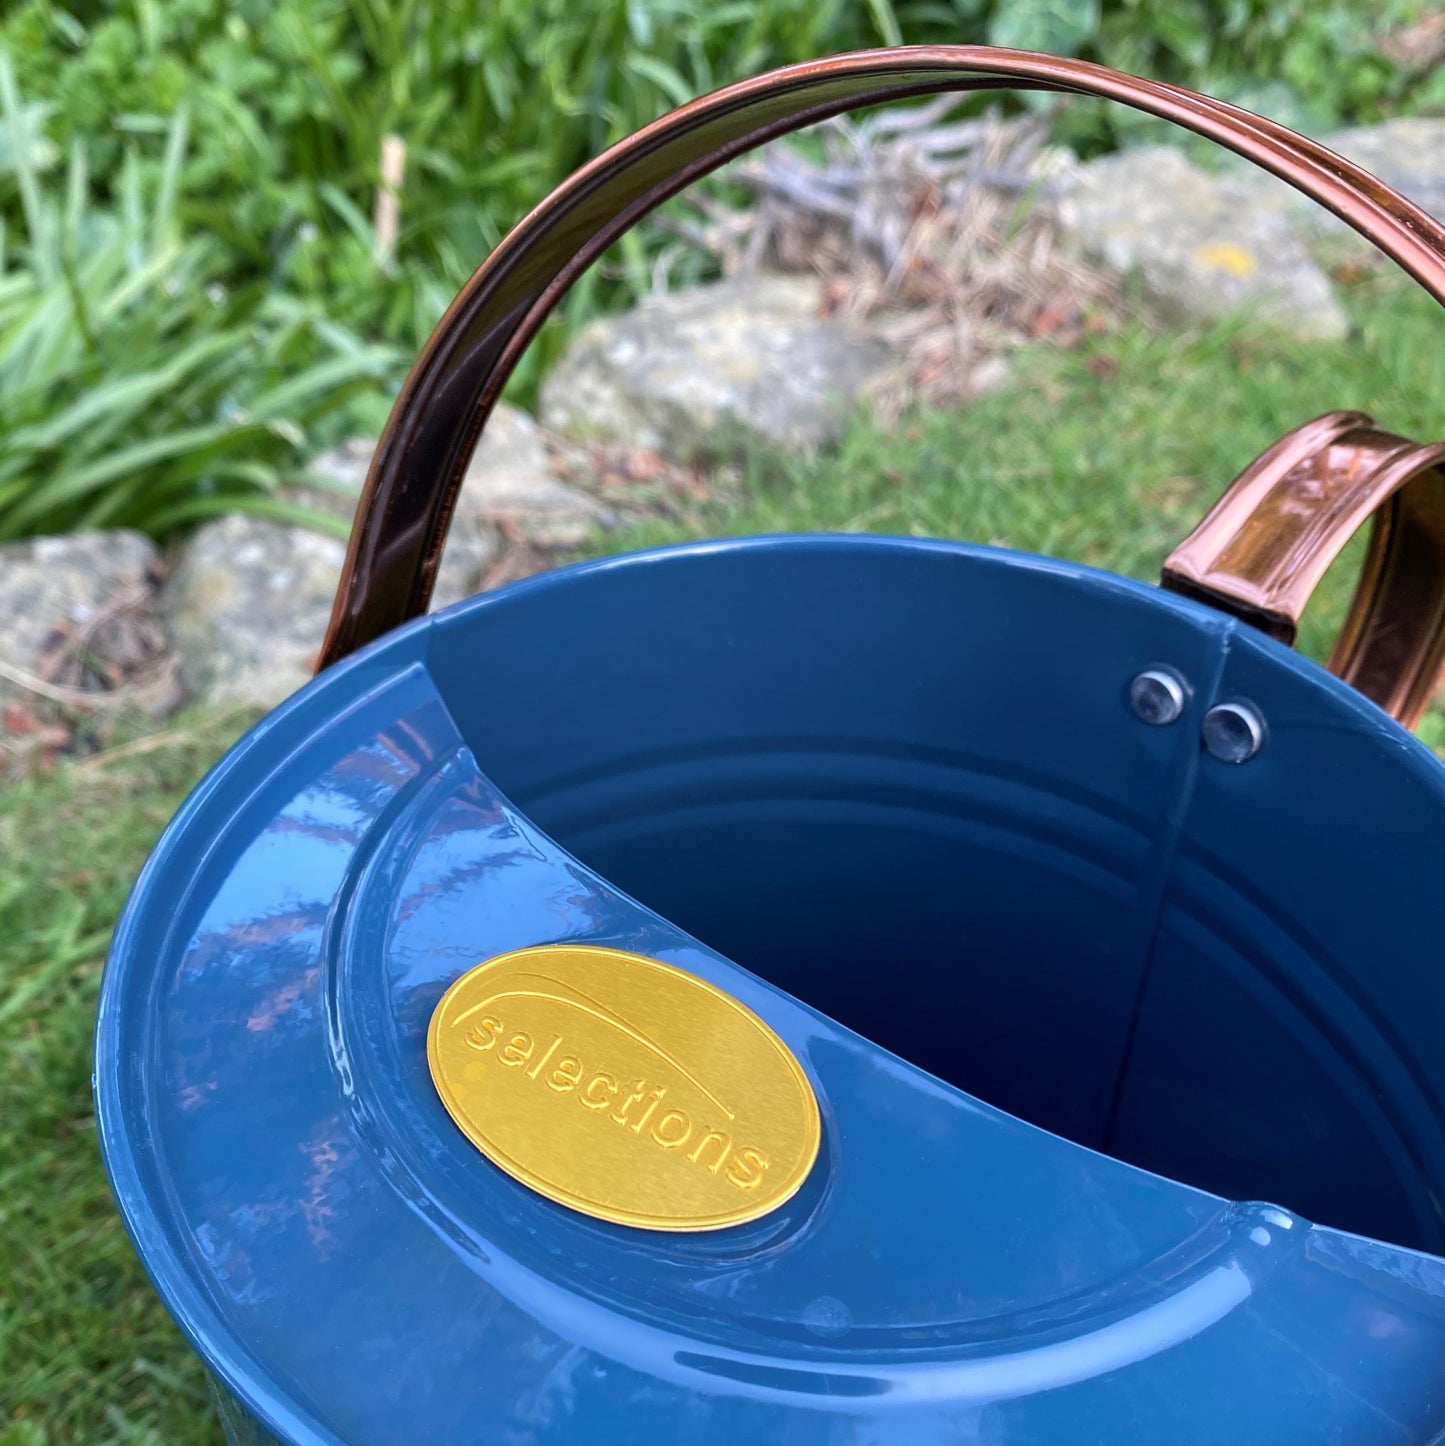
(469, 401, 551, 480)
(298, 409, 607, 604)
(430, 510, 505, 611)
(0, 530, 157, 705)
(1226, 117, 1445, 254)
(1325, 118, 1445, 223)
(164, 502, 508, 712)
(164, 407, 587, 710)
(539, 275, 895, 458)
(459, 470, 610, 553)
(1057, 146, 1347, 339)
(456, 405, 612, 552)
(302, 435, 376, 506)
(164, 514, 346, 710)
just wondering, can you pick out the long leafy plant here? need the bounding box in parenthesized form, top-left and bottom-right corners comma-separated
(0, 0, 1436, 541)
(0, 51, 396, 540)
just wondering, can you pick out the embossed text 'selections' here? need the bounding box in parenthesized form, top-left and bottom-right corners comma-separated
(427, 945, 821, 1230)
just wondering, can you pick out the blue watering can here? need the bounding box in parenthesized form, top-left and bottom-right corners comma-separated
(97, 48, 1445, 1445)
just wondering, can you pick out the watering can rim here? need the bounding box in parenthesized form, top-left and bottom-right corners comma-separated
(95, 532, 1445, 1446)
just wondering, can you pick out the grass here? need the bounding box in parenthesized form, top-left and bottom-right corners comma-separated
(4, 274, 1445, 1443)
(0, 713, 252, 1446)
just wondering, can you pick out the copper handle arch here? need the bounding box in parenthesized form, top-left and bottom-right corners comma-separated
(317, 45, 1445, 724)
(1163, 413, 1445, 728)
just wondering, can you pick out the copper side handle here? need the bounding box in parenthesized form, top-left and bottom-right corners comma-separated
(1162, 412, 1445, 727)
(317, 46, 1445, 676)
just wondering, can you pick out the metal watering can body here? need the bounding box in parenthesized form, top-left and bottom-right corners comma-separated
(96, 49, 1445, 1445)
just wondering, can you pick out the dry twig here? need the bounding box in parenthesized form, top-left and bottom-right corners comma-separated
(662, 99, 1120, 418)
(2, 571, 180, 772)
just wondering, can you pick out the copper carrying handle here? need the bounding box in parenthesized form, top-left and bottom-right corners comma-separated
(1163, 415, 1445, 728)
(317, 46, 1445, 726)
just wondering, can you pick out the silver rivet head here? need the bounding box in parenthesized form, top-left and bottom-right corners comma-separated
(1202, 700, 1266, 763)
(1130, 668, 1187, 726)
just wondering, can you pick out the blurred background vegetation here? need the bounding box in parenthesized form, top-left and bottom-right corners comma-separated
(6, 6, 1445, 1442)
(0, 0, 1439, 539)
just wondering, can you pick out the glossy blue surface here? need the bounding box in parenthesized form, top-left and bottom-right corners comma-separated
(97, 536, 1445, 1444)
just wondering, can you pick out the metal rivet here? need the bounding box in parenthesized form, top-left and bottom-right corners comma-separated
(1202, 700, 1266, 763)
(1129, 668, 1187, 726)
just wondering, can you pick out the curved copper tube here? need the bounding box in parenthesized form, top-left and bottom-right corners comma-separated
(1164, 415, 1445, 727)
(316, 46, 1445, 725)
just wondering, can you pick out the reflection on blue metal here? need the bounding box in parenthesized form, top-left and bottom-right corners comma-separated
(97, 537, 1445, 1444)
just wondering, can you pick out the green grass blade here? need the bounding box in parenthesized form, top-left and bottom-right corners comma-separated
(243, 345, 397, 421)
(151, 102, 190, 250)
(0, 421, 270, 535)
(0, 51, 55, 285)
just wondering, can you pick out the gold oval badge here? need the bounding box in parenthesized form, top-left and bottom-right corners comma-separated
(427, 944, 820, 1230)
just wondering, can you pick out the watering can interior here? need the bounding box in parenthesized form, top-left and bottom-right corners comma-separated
(305, 47, 1445, 1257)
(420, 528, 1445, 1258)
(97, 46, 1445, 1446)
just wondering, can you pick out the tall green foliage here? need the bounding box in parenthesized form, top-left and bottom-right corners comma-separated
(985, 0, 1434, 147)
(0, 51, 396, 540)
(0, 0, 1435, 540)
(6, 1, 1428, 352)
(1, 0, 928, 356)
